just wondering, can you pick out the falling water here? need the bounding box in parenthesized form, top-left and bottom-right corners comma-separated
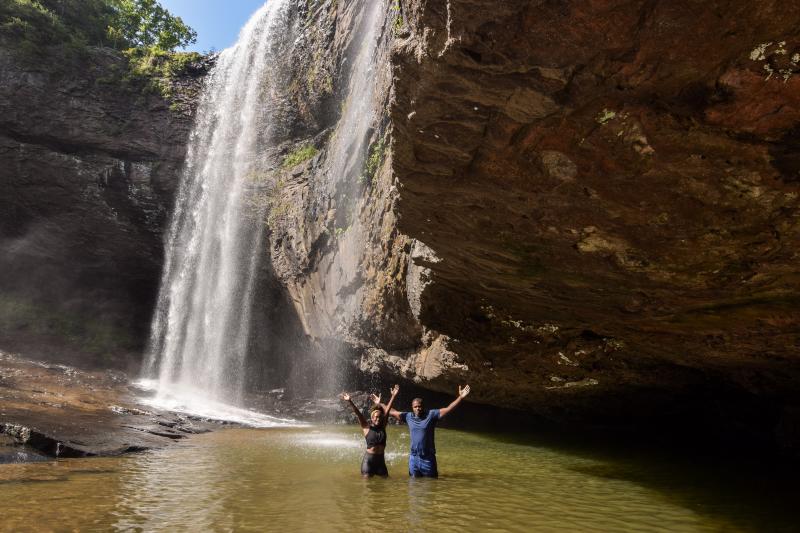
(310, 0, 385, 337)
(141, 0, 388, 422)
(141, 0, 297, 424)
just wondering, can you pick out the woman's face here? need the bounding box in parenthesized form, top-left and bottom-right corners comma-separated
(371, 410, 383, 425)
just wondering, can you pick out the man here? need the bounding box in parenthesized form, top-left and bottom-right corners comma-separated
(373, 384, 470, 478)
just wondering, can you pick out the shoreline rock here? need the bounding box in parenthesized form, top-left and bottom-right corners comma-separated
(0, 351, 227, 460)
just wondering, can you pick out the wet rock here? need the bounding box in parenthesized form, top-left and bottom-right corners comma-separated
(0, 433, 48, 463)
(0, 352, 220, 460)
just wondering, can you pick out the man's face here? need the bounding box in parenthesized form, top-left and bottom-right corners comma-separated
(412, 400, 423, 417)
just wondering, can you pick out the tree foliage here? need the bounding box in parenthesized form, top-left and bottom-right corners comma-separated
(0, 0, 196, 53)
(109, 0, 196, 51)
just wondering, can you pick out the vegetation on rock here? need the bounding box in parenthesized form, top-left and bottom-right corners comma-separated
(0, 0, 195, 54)
(0, 0, 115, 54)
(362, 136, 386, 184)
(0, 0, 198, 98)
(392, 0, 403, 35)
(122, 47, 202, 98)
(282, 145, 318, 168)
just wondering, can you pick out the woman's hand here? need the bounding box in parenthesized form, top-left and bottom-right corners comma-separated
(339, 392, 351, 402)
(369, 392, 381, 404)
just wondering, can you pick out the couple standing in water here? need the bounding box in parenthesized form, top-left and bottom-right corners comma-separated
(339, 384, 471, 478)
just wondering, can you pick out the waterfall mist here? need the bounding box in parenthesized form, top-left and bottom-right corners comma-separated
(281, 0, 387, 397)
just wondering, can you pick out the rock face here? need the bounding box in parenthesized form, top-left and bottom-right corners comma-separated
(238, 0, 417, 393)
(0, 46, 207, 369)
(373, 0, 800, 448)
(170, 0, 800, 449)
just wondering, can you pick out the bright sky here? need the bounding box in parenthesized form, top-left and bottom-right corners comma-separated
(159, 0, 267, 53)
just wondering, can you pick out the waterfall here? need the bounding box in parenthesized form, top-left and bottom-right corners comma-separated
(140, 0, 388, 423)
(315, 0, 384, 333)
(140, 0, 297, 424)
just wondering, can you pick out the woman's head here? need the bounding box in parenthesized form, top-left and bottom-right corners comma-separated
(370, 405, 385, 425)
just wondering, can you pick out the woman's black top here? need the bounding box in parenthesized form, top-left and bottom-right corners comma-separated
(365, 424, 386, 448)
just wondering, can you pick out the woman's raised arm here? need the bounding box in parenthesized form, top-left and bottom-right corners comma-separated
(339, 392, 368, 429)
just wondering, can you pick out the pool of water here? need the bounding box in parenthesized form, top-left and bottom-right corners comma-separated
(1, 426, 796, 532)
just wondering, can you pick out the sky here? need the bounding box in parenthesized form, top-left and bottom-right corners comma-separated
(159, 0, 267, 53)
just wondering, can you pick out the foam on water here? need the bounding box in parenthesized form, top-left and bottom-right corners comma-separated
(133, 379, 303, 428)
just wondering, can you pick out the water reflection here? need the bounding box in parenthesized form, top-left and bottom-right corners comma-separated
(111, 440, 233, 531)
(0, 427, 796, 532)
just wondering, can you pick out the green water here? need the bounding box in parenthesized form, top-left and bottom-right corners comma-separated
(1, 426, 796, 532)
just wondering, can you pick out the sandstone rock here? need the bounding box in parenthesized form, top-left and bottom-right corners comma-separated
(380, 0, 800, 448)
(4, 0, 800, 452)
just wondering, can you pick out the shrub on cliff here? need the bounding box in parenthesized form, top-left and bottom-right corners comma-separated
(282, 145, 319, 169)
(1, 0, 199, 100)
(0, 0, 112, 51)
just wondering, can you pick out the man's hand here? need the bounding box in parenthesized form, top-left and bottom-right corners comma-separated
(458, 384, 470, 399)
(369, 392, 381, 404)
(339, 392, 351, 402)
(390, 384, 400, 396)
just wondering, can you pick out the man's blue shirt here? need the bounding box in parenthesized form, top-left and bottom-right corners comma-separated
(399, 408, 440, 457)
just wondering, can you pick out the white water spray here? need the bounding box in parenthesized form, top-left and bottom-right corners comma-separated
(310, 0, 385, 336)
(142, 1, 296, 424)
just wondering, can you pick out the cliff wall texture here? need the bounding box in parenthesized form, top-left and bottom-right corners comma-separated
(259, 0, 800, 451)
(372, 0, 800, 449)
(0, 45, 206, 368)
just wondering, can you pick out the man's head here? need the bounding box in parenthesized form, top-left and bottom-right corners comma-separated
(411, 397, 424, 417)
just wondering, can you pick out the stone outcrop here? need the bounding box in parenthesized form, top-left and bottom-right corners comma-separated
(0, 45, 207, 369)
(0, 351, 218, 458)
(368, 0, 800, 448)
(216, 0, 800, 449)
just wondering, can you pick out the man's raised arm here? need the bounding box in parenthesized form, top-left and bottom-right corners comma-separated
(438, 385, 470, 418)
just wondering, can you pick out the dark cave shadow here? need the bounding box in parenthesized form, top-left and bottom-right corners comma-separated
(476, 428, 800, 533)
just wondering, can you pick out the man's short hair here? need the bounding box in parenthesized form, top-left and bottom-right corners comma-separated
(411, 397, 423, 406)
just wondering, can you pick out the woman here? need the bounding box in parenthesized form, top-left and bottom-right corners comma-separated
(339, 384, 399, 477)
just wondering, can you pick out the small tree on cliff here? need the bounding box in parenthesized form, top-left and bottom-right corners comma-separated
(108, 0, 196, 51)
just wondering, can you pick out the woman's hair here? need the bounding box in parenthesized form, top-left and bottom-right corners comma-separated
(370, 404, 385, 415)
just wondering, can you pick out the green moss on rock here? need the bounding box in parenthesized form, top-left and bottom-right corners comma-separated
(282, 145, 318, 168)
